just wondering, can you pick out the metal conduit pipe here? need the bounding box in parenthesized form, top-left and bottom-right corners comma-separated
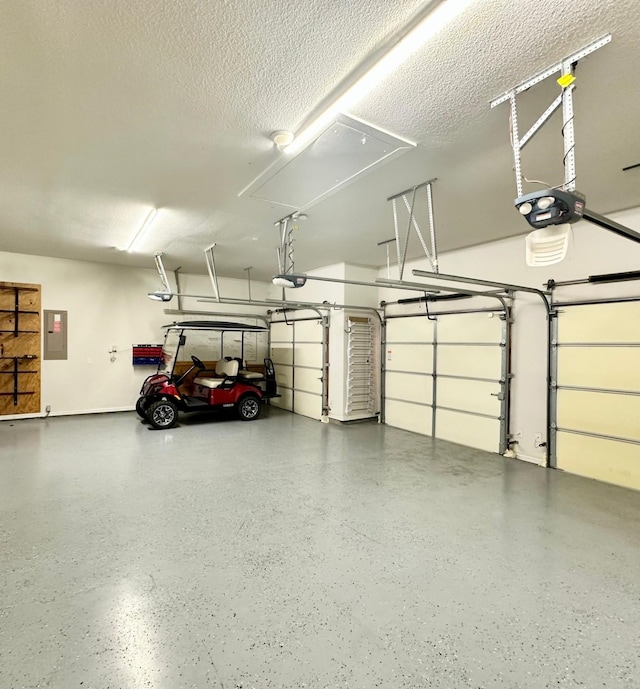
(407, 270, 554, 467)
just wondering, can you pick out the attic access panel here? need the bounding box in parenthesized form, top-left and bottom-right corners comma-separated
(243, 114, 415, 210)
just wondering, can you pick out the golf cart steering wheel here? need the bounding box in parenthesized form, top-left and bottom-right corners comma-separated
(191, 355, 205, 369)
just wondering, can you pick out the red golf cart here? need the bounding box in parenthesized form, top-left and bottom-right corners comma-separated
(136, 321, 278, 429)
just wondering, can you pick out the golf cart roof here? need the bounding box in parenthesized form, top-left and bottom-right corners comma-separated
(163, 320, 268, 332)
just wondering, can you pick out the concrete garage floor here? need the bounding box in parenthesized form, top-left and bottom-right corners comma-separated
(1, 409, 639, 689)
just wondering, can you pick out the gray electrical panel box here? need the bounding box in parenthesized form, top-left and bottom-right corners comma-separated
(43, 310, 68, 360)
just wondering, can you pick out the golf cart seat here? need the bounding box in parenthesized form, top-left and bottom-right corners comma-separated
(239, 367, 264, 381)
(194, 359, 239, 388)
(239, 371, 264, 380)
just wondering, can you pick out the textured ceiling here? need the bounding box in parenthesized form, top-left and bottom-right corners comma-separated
(1, 0, 639, 280)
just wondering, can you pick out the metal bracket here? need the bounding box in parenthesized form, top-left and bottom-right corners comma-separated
(388, 179, 439, 278)
(204, 244, 221, 302)
(244, 266, 253, 300)
(154, 252, 171, 293)
(491, 35, 611, 196)
(275, 213, 300, 276)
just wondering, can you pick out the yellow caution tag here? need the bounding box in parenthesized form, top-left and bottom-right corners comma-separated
(557, 73, 576, 88)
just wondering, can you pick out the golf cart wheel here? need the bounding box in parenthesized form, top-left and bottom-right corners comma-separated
(147, 399, 179, 429)
(237, 394, 260, 421)
(135, 396, 149, 419)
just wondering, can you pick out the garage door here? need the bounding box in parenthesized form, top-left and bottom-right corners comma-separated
(435, 312, 505, 453)
(384, 310, 508, 454)
(553, 301, 640, 490)
(384, 315, 434, 436)
(270, 316, 327, 420)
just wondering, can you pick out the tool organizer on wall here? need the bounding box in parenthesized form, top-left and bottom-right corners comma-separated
(0, 281, 41, 415)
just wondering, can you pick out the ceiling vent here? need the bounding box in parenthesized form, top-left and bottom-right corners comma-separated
(241, 114, 415, 210)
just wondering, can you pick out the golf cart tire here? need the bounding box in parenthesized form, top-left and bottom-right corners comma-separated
(147, 399, 179, 429)
(135, 396, 149, 419)
(237, 394, 261, 421)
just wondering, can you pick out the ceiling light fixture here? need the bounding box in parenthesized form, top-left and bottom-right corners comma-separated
(284, 0, 475, 155)
(271, 130, 295, 149)
(126, 208, 158, 252)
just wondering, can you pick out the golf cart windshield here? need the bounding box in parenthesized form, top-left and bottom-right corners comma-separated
(158, 330, 181, 375)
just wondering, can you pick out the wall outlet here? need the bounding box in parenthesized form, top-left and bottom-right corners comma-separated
(45, 405, 51, 413)
(534, 433, 545, 449)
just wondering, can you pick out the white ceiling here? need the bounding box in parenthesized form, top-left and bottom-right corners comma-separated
(2, 0, 639, 280)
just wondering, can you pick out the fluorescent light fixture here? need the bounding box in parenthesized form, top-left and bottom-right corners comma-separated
(126, 209, 158, 252)
(272, 275, 308, 288)
(147, 291, 173, 302)
(285, 0, 475, 155)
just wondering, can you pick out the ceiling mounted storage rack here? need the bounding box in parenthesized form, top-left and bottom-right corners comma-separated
(491, 34, 640, 255)
(387, 178, 439, 278)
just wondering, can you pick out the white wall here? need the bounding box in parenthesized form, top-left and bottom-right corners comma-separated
(378, 207, 640, 463)
(0, 251, 271, 419)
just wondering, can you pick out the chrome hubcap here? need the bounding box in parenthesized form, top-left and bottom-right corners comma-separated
(242, 399, 259, 418)
(153, 404, 174, 425)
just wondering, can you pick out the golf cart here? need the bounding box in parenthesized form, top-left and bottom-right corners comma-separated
(136, 320, 278, 429)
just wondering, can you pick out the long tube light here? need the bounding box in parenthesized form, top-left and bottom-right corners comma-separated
(285, 0, 475, 155)
(126, 208, 158, 252)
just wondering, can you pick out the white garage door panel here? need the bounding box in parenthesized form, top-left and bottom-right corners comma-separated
(438, 313, 502, 343)
(293, 390, 321, 419)
(385, 372, 432, 406)
(557, 302, 640, 342)
(270, 322, 294, 343)
(275, 365, 293, 388)
(272, 387, 293, 411)
(295, 344, 323, 368)
(295, 320, 323, 342)
(437, 345, 502, 379)
(557, 347, 640, 390)
(436, 410, 498, 453)
(386, 344, 433, 373)
(270, 346, 293, 366)
(438, 378, 501, 416)
(386, 317, 434, 343)
(557, 390, 640, 441)
(294, 367, 322, 395)
(557, 433, 640, 491)
(385, 399, 431, 435)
